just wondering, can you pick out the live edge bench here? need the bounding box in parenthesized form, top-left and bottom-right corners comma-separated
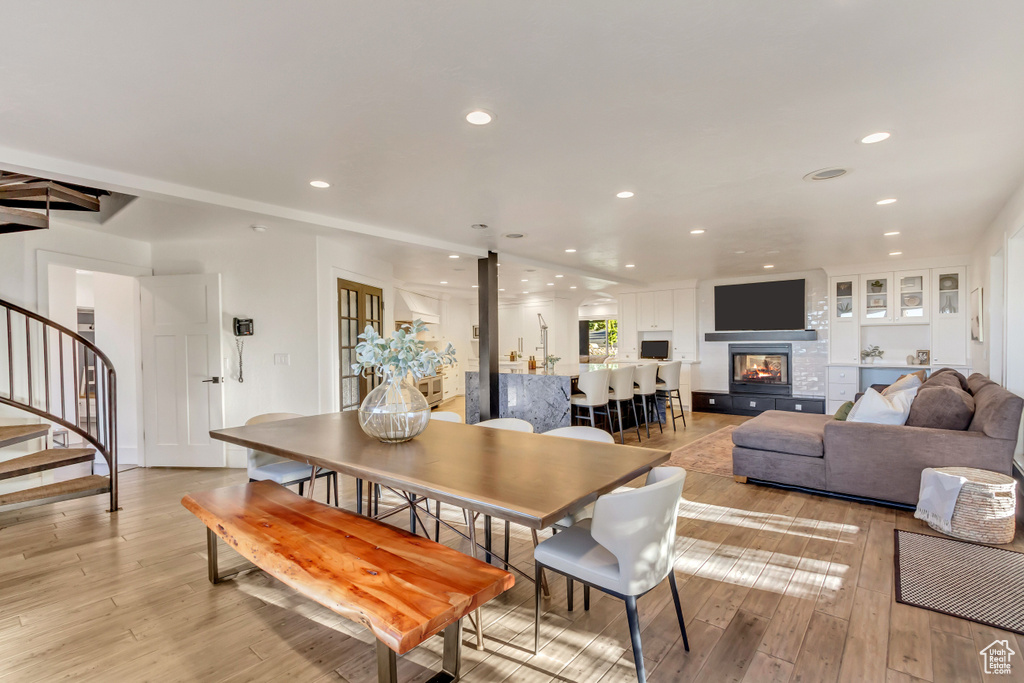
(181, 480, 514, 683)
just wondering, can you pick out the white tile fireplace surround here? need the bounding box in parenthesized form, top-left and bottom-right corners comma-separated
(697, 269, 829, 396)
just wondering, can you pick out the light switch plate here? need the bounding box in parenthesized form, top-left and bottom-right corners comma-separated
(274, 353, 290, 366)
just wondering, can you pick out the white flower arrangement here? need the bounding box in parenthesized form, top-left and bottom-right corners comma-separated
(352, 319, 457, 380)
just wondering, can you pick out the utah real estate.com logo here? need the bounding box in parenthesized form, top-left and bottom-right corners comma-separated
(980, 639, 1016, 676)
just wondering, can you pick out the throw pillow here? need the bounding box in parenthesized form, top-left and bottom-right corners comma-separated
(926, 368, 969, 391)
(847, 387, 918, 426)
(923, 372, 965, 392)
(833, 401, 854, 421)
(906, 386, 976, 430)
(882, 373, 923, 396)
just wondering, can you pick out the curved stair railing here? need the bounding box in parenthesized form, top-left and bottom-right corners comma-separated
(0, 296, 118, 511)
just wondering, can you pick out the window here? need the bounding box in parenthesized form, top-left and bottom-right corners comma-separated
(585, 319, 618, 357)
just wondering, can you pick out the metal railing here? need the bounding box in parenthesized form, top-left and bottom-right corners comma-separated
(0, 296, 118, 511)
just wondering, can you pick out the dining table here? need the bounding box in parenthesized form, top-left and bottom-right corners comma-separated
(209, 411, 671, 646)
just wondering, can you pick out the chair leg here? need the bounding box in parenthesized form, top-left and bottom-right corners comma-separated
(298, 480, 304, 497)
(356, 478, 364, 515)
(534, 562, 543, 655)
(566, 577, 574, 611)
(504, 520, 511, 566)
(332, 473, 339, 506)
(666, 392, 677, 431)
(588, 406, 596, 428)
(435, 501, 442, 541)
(668, 570, 690, 651)
(485, 515, 493, 564)
(641, 396, 650, 438)
(584, 585, 590, 611)
(625, 596, 647, 683)
(616, 402, 626, 444)
(630, 399, 643, 440)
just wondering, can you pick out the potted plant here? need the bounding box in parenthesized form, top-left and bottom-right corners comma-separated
(352, 320, 456, 443)
(860, 345, 884, 364)
(869, 279, 884, 293)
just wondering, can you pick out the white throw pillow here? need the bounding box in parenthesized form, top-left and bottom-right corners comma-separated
(881, 373, 922, 396)
(847, 387, 918, 425)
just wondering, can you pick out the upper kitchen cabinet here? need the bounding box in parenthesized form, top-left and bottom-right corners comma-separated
(860, 270, 929, 325)
(931, 266, 967, 366)
(618, 293, 638, 360)
(671, 288, 697, 360)
(637, 290, 673, 331)
(830, 275, 860, 364)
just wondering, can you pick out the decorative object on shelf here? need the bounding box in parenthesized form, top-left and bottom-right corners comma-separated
(352, 320, 456, 443)
(545, 354, 560, 369)
(903, 294, 922, 307)
(940, 294, 958, 314)
(970, 287, 984, 342)
(869, 279, 884, 293)
(940, 275, 959, 290)
(907, 354, 917, 365)
(902, 276, 923, 291)
(916, 349, 931, 365)
(836, 301, 852, 315)
(861, 345, 884, 363)
(868, 296, 886, 309)
(836, 282, 853, 297)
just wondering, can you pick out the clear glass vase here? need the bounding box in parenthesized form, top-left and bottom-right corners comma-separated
(357, 372, 431, 443)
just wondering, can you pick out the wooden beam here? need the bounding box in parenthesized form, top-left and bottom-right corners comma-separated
(0, 204, 48, 233)
(477, 251, 499, 420)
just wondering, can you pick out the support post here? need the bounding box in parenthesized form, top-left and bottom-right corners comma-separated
(477, 251, 499, 421)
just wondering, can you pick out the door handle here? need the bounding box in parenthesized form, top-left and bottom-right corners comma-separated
(202, 377, 223, 384)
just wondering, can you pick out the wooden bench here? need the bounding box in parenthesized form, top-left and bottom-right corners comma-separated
(181, 480, 514, 682)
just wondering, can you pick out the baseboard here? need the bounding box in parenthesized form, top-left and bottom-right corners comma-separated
(746, 477, 917, 511)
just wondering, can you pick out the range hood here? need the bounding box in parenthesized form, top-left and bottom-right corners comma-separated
(394, 289, 440, 324)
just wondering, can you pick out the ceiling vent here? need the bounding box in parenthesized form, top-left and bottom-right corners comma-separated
(803, 167, 849, 182)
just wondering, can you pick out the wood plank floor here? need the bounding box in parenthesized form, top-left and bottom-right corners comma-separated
(0, 410, 1021, 682)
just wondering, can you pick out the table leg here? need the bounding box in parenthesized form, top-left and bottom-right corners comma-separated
(356, 478, 364, 515)
(465, 510, 485, 650)
(305, 466, 317, 499)
(530, 529, 550, 598)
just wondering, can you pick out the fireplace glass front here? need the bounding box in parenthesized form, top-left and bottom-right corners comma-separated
(733, 353, 789, 386)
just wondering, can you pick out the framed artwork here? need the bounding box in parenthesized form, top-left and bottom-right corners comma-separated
(970, 287, 983, 342)
(916, 349, 931, 365)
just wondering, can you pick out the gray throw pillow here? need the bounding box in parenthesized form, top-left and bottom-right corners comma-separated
(927, 367, 969, 392)
(906, 386, 976, 430)
(924, 371, 966, 392)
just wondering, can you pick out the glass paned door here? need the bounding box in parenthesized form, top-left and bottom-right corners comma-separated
(899, 273, 925, 319)
(936, 272, 961, 317)
(834, 279, 854, 319)
(338, 279, 384, 411)
(864, 275, 890, 321)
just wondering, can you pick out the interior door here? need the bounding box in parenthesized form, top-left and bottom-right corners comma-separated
(337, 279, 384, 411)
(140, 274, 224, 467)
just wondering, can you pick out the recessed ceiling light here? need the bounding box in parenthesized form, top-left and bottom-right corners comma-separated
(625, 264, 635, 268)
(449, 254, 459, 259)
(767, 250, 780, 255)
(504, 233, 524, 239)
(889, 251, 903, 256)
(466, 110, 493, 125)
(734, 250, 746, 254)
(803, 168, 848, 181)
(521, 279, 528, 282)
(570, 286, 577, 289)
(616, 191, 635, 199)
(860, 131, 891, 144)
(309, 180, 330, 188)
(764, 265, 775, 269)
(251, 224, 268, 233)
(522, 290, 529, 294)
(555, 274, 564, 278)
(876, 198, 897, 205)
(565, 248, 577, 253)
(497, 263, 501, 266)
(690, 229, 705, 235)
(547, 283, 554, 286)
(884, 231, 900, 236)
(472, 285, 479, 288)
(440, 281, 448, 284)
(471, 223, 488, 230)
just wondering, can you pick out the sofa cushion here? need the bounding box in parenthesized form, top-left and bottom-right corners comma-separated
(969, 381, 1024, 440)
(967, 372, 995, 397)
(881, 373, 922, 396)
(905, 386, 975, 430)
(847, 387, 917, 425)
(926, 368, 969, 392)
(732, 411, 831, 458)
(923, 371, 966, 392)
(833, 401, 854, 421)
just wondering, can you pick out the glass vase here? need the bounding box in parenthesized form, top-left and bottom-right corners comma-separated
(357, 372, 431, 443)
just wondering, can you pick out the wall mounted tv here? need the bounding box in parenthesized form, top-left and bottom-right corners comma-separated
(714, 279, 806, 331)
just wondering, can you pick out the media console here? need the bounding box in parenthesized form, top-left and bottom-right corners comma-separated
(691, 390, 825, 417)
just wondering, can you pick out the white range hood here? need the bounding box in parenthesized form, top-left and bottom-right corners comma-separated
(394, 289, 440, 325)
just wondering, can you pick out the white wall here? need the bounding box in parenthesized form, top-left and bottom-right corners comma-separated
(698, 269, 829, 394)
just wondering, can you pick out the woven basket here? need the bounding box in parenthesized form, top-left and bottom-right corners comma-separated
(933, 467, 1016, 545)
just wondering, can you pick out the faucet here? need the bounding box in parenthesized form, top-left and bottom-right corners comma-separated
(537, 314, 549, 366)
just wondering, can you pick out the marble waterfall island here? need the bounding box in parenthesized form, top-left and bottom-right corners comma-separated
(465, 366, 573, 433)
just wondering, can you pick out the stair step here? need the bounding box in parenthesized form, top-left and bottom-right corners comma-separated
(0, 475, 109, 508)
(0, 448, 95, 481)
(0, 424, 50, 449)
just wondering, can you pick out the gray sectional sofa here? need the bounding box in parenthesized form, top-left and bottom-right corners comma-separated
(731, 371, 1023, 506)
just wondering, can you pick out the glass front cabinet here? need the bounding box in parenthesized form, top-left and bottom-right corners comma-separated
(830, 275, 860, 363)
(931, 266, 967, 366)
(861, 270, 930, 325)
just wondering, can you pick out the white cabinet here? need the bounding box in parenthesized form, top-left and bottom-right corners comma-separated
(861, 270, 930, 325)
(827, 365, 859, 415)
(671, 288, 697, 360)
(931, 267, 967, 366)
(829, 275, 860, 364)
(637, 290, 673, 331)
(618, 293, 638, 359)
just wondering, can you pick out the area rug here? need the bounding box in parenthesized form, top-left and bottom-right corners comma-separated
(894, 529, 1024, 635)
(665, 425, 737, 477)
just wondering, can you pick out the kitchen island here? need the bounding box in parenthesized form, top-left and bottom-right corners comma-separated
(464, 362, 666, 433)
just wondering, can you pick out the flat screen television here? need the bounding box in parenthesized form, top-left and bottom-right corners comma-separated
(715, 279, 806, 331)
(640, 340, 670, 359)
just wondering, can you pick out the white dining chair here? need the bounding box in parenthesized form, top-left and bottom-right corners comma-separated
(533, 467, 689, 682)
(430, 411, 463, 423)
(632, 364, 663, 439)
(247, 413, 339, 506)
(543, 426, 615, 442)
(608, 365, 641, 443)
(475, 417, 535, 432)
(656, 361, 686, 430)
(570, 368, 611, 432)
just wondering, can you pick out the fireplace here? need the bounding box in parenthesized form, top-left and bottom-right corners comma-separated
(729, 344, 792, 396)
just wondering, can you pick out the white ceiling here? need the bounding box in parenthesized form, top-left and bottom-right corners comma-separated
(3, 1, 1024, 282)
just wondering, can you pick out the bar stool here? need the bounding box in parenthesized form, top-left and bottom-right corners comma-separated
(570, 368, 611, 431)
(656, 361, 686, 430)
(632, 364, 663, 439)
(607, 365, 641, 444)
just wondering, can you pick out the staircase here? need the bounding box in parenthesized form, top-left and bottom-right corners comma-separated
(0, 297, 119, 513)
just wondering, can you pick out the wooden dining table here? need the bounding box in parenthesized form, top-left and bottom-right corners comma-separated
(210, 411, 671, 647)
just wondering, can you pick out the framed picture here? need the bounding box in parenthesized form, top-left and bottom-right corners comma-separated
(836, 282, 852, 297)
(970, 287, 983, 342)
(916, 349, 931, 365)
(868, 296, 886, 308)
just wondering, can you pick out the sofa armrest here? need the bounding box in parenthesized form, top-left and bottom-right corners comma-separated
(822, 420, 1016, 505)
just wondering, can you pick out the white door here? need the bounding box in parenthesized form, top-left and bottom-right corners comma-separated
(672, 288, 697, 360)
(140, 274, 225, 467)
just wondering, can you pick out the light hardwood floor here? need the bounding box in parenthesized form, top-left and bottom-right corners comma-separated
(0, 409, 1020, 682)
